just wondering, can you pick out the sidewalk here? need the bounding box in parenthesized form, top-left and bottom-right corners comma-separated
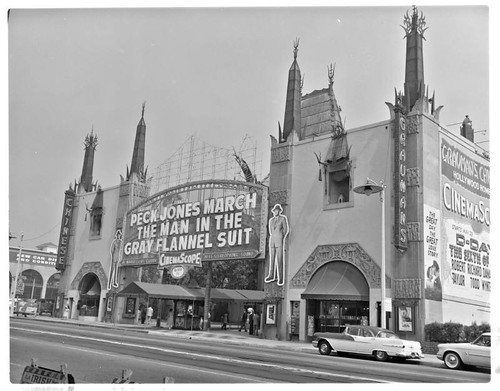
(11, 315, 445, 369)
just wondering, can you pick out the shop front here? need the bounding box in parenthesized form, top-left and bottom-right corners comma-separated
(115, 281, 264, 330)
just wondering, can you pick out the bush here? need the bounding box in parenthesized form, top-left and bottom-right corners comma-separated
(424, 322, 442, 342)
(424, 321, 490, 343)
(464, 321, 491, 341)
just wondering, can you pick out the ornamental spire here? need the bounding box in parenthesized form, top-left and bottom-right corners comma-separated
(282, 38, 302, 143)
(79, 128, 98, 193)
(402, 6, 427, 111)
(128, 102, 148, 182)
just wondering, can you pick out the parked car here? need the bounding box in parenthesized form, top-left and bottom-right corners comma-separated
(312, 325, 424, 362)
(436, 332, 491, 370)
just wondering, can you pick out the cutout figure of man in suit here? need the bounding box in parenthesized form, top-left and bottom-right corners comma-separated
(265, 204, 289, 286)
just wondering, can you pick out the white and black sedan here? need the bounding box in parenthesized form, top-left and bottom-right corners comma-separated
(312, 325, 424, 362)
(436, 332, 491, 370)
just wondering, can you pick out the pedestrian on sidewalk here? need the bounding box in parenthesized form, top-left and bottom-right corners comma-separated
(248, 308, 254, 335)
(253, 311, 260, 336)
(146, 305, 153, 326)
(221, 312, 229, 330)
(238, 310, 247, 332)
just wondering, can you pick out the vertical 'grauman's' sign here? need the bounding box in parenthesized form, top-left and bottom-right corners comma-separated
(394, 110, 408, 252)
(121, 180, 268, 267)
(56, 189, 76, 271)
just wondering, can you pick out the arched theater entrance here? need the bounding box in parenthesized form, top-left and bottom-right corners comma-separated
(78, 273, 102, 319)
(302, 261, 370, 333)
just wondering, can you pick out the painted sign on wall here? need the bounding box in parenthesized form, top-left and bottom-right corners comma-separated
(9, 248, 57, 267)
(440, 136, 490, 304)
(56, 190, 76, 271)
(122, 180, 268, 267)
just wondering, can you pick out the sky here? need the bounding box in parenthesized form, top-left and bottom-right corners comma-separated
(5, 1, 495, 251)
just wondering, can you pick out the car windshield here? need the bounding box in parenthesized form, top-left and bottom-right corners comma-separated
(472, 334, 491, 347)
(376, 331, 400, 339)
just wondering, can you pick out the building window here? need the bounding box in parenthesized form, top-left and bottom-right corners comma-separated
(328, 171, 350, 204)
(321, 133, 352, 209)
(90, 207, 103, 237)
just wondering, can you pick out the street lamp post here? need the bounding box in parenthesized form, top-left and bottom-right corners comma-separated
(353, 178, 387, 329)
(10, 232, 24, 315)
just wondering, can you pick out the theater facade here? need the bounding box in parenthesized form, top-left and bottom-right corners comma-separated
(52, 8, 489, 343)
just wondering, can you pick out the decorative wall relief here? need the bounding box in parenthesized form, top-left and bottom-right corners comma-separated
(269, 190, 288, 206)
(290, 243, 390, 289)
(406, 115, 420, 135)
(271, 145, 291, 163)
(407, 167, 420, 187)
(407, 222, 422, 242)
(393, 278, 422, 299)
(70, 262, 108, 291)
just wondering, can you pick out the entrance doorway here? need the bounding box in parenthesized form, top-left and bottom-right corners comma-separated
(78, 273, 101, 317)
(310, 300, 369, 333)
(302, 261, 370, 335)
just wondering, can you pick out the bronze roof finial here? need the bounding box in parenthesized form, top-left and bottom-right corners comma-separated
(293, 38, 300, 60)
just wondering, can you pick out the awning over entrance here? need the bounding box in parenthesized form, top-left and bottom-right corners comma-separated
(301, 261, 369, 301)
(117, 281, 265, 303)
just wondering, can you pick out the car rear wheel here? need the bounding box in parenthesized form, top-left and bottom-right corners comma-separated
(374, 350, 388, 362)
(318, 341, 332, 356)
(444, 352, 462, 369)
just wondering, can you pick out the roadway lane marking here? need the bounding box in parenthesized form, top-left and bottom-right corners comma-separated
(10, 335, 266, 383)
(12, 327, 387, 383)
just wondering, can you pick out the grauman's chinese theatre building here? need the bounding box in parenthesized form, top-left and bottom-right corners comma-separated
(262, 8, 490, 343)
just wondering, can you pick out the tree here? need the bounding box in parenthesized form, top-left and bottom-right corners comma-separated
(161, 259, 259, 290)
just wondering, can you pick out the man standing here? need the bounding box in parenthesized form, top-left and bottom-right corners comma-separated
(253, 311, 260, 337)
(248, 308, 254, 335)
(146, 305, 153, 326)
(265, 204, 289, 286)
(238, 309, 247, 332)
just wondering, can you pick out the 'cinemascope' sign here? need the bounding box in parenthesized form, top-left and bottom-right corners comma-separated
(122, 180, 268, 266)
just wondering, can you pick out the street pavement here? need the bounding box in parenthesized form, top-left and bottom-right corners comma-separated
(10, 314, 445, 369)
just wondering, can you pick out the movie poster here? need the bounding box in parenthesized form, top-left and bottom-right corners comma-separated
(424, 205, 442, 301)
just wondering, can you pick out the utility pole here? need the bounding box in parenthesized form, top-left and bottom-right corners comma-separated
(203, 262, 212, 331)
(10, 232, 24, 315)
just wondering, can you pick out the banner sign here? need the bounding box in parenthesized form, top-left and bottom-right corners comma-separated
(439, 136, 490, 304)
(56, 190, 76, 271)
(122, 180, 268, 267)
(393, 110, 408, 251)
(9, 248, 57, 267)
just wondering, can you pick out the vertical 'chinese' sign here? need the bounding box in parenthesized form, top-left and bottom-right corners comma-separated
(56, 190, 75, 271)
(394, 110, 408, 251)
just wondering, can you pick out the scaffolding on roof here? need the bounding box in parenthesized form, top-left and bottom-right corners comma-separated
(150, 134, 262, 194)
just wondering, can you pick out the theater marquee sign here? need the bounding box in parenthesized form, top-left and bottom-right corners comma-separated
(122, 180, 268, 276)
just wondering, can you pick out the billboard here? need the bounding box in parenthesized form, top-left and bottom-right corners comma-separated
(122, 180, 268, 269)
(437, 136, 490, 304)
